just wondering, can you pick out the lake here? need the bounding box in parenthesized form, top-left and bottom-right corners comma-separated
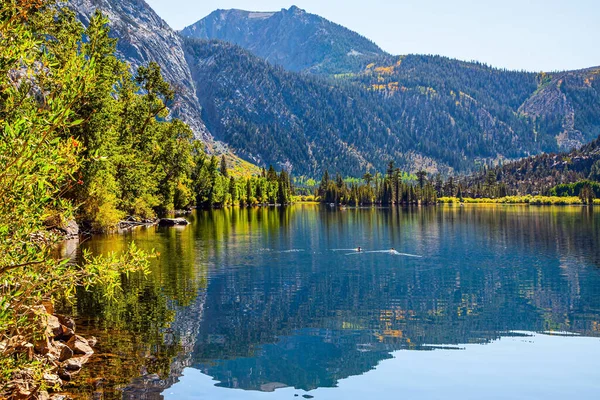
(63, 205, 600, 399)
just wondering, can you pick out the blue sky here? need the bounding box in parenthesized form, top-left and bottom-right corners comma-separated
(146, 0, 599, 72)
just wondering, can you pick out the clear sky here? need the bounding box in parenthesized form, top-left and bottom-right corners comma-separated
(145, 0, 599, 72)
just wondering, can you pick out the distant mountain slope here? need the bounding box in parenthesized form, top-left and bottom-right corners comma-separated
(69, 0, 212, 142)
(183, 38, 600, 176)
(346, 56, 600, 152)
(181, 6, 388, 74)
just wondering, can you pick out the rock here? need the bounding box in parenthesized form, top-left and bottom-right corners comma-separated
(13, 386, 33, 400)
(34, 336, 51, 356)
(11, 369, 36, 399)
(66, 335, 94, 355)
(55, 342, 73, 362)
(49, 395, 70, 400)
(63, 357, 84, 371)
(158, 218, 189, 227)
(41, 299, 54, 314)
(43, 373, 61, 387)
(57, 368, 71, 382)
(46, 314, 63, 338)
(63, 219, 79, 239)
(56, 315, 76, 331)
(87, 336, 98, 347)
(58, 324, 75, 340)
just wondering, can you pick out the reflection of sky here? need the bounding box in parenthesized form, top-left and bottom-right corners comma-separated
(165, 332, 600, 400)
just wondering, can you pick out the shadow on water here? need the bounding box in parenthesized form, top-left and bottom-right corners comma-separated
(60, 205, 600, 398)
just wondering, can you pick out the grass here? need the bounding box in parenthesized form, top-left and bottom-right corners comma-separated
(438, 196, 589, 205)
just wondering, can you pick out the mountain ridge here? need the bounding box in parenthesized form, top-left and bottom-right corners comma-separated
(184, 36, 600, 175)
(181, 5, 389, 75)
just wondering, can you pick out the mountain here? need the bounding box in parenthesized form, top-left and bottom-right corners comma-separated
(181, 6, 388, 75)
(180, 6, 600, 176)
(69, 0, 214, 143)
(183, 37, 600, 176)
(518, 68, 600, 150)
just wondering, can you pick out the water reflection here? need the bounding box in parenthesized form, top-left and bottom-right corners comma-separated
(65, 205, 600, 398)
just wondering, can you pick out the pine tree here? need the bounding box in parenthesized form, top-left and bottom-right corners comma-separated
(220, 155, 229, 177)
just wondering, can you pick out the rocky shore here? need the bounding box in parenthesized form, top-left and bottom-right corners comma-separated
(1, 304, 97, 399)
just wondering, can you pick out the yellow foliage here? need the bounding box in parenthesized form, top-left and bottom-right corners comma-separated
(438, 196, 585, 205)
(374, 66, 394, 75)
(387, 82, 399, 91)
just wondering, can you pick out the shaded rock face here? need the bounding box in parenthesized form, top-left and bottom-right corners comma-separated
(181, 6, 388, 74)
(68, 0, 212, 143)
(60, 219, 79, 240)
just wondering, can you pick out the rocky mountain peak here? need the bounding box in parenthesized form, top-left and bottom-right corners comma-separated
(180, 6, 387, 74)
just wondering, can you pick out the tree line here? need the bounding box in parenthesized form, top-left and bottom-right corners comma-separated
(316, 162, 437, 205)
(315, 152, 600, 206)
(32, 12, 294, 232)
(194, 157, 293, 208)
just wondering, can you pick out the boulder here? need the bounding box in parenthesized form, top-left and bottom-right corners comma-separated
(54, 342, 73, 362)
(58, 325, 75, 340)
(87, 336, 98, 347)
(62, 219, 79, 239)
(62, 357, 84, 371)
(43, 373, 61, 387)
(158, 218, 189, 227)
(41, 299, 54, 314)
(46, 314, 63, 338)
(61, 355, 90, 377)
(56, 315, 76, 331)
(66, 335, 94, 355)
(57, 368, 71, 382)
(34, 336, 51, 356)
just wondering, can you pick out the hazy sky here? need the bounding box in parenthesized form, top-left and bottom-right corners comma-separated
(145, 0, 599, 72)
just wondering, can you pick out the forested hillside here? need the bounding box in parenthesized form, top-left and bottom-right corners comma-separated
(465, 135, 600, 195)
(183, 38, 600, 177)
(181, 6, 600, 178)
(70, 0, 211, 141)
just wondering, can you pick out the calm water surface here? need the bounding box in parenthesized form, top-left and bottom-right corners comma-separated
(64, 205, 600, 399)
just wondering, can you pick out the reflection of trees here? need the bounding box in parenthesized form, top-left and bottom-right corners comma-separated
(63, 224, 209, 399)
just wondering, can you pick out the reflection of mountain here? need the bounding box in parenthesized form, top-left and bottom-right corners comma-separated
(195, 330, 394, 391)
(121, 292, 207, 400)
(69, 206, 600, 396)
